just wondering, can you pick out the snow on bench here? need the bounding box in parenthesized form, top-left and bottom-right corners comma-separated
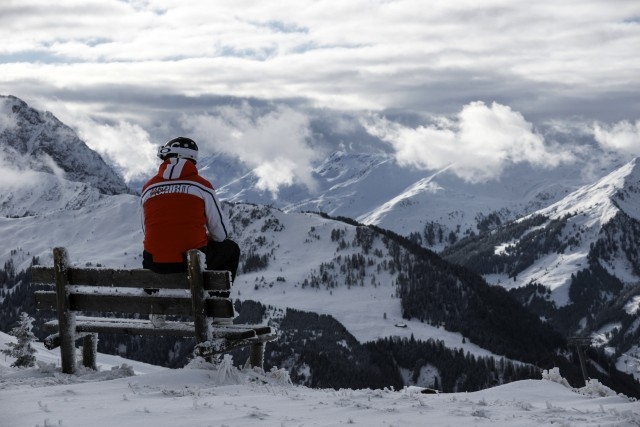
(33, 247, 276, 374)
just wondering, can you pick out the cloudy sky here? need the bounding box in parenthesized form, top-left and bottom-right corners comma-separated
(1, 0, 640, 189)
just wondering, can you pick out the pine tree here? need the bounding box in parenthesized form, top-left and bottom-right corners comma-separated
(1, 312, 37, 368)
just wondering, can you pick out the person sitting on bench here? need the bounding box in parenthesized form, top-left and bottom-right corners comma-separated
(141, 136, 240, 280)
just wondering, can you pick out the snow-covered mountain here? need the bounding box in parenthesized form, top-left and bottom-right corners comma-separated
(191, 128, 619, 252)
(355, 161, 590, 250)
(442, 158, 640, 375)
(0, 189, 567, 381)
(202, 146, 586, 250)
(0, 95, 638, 395)
(0, 100, 574, 392)
(0, 95, 130, 217)
(1, 93, 615, 256)
(112, 98, 624, 252)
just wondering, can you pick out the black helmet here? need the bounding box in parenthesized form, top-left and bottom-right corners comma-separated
(157, 137, 199, 163)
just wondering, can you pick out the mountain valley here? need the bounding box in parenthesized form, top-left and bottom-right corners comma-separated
(0, 94, 638, 396)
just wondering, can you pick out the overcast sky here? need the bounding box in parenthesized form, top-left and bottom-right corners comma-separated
(1, 0, 640, 189)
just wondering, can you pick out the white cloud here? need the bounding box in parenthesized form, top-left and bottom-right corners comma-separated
(0, 148, 40, 188)
(1, 1, 638, 187)
(38, 152, 67, 181)
(593, 120, 640, 157)
(0, 144, 62, 191)
(1, 0, 639, 121)
(364, 101, 575, 183)
(181, 103, 319, 196)
(76, 121, 157, 182)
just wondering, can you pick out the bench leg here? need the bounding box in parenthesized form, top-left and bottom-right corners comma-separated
(59, 328, 76, 374)
(54, 247, 77, 374)
(82, 334, 98, 370)
(249, 342, 265, 370)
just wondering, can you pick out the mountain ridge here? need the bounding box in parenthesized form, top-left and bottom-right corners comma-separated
(0, 94, 638, 393)
(0, 95, 130, 216)
(191, 127, 618, 253)
(441, 158, 640, 379)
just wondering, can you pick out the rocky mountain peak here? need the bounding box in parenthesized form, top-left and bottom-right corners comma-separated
(0, 95, 130, 196)
(534, 156, 640, 225)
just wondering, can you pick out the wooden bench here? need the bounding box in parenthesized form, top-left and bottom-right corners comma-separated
(32, 247, 276, 374)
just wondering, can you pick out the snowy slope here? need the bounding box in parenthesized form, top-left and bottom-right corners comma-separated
(0, 194, 501, 363)
(439, 159, 640, 381)
(207, 150, 590, 247)
(1, 331, 638, 427)
(0, 98, 559, 374)
(0, 166, 105, 218)
(0, 194, 144, 273)
(224, 204, 502, 357)
(481, 158, 640, 305)
(357, 162, 588, 249)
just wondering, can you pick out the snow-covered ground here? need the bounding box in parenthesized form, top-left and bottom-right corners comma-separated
(1, 332, 638, 427)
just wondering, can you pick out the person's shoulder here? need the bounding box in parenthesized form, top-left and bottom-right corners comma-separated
(141, 176, 161, 192)
(191, 174, 214, 190)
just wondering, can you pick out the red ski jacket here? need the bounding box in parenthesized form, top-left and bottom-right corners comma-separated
(141, 158, 229, 264)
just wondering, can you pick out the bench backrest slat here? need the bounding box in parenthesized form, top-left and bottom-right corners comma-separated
(35, 291, 234, 318)
(32, 266, 231, 291)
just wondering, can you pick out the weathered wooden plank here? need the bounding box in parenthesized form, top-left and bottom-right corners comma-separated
(54, 247, 76, 374)
(36, 291, 190, 314)
(36, 291, 234, 318)
(71, 294, 195, 315)
(42, 326, 188, 348)
(210, 328, 256, 340)
(44, 318, 196, 335)
(187, 249, 209, 344)
(202, 270, 232, 291)
(43, 318, 267, 341)
(246, 326, 273, 336)
(43, 333, 60, 350)
(70, 269, 190, 289)
(34, 291, 58, 311)
(30, 266, 54, 284)
(209, 325, 274, 338)
(77, 321, 197, 337)
(194, 329, 277, 365)
(31, 266, 231, 291)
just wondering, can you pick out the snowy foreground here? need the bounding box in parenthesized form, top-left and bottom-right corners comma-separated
(0, 333, 638, 427)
